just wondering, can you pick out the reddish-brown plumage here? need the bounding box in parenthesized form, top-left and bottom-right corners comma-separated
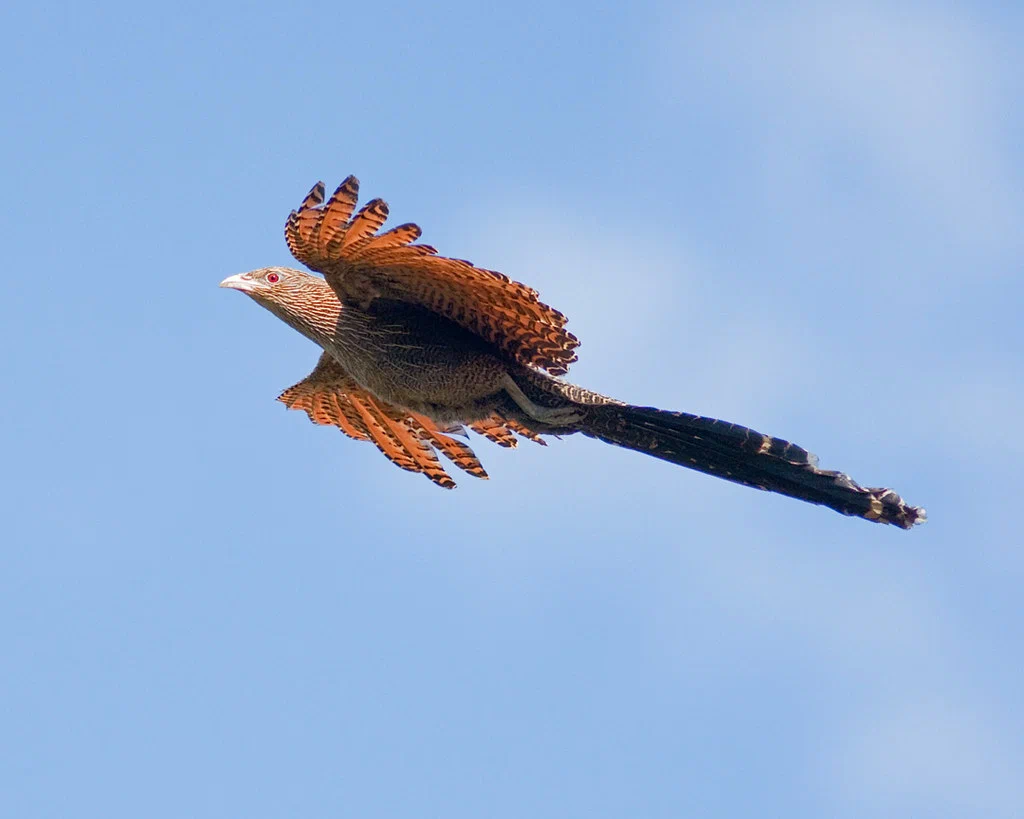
(286, 177, 579, 375)
(224, 176, 926, 527)
(277, 352, 534, 488)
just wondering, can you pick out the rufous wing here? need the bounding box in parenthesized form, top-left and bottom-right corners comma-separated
(278, 353, 547, 488)
(284, 177, 580, 375)
(278, 352, 468, 488)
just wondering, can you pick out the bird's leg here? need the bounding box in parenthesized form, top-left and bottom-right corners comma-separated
(502, 375, 582, 428)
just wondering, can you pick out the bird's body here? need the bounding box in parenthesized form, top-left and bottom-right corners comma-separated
(331, 299, 514, 424)
(222, 176, 926, 528)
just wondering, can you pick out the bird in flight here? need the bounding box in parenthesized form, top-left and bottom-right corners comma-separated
(221, 176, 925, 528)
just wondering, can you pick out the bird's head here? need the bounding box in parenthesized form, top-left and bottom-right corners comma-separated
(220, 266, 339, 346)
(219, 266, 309, 300)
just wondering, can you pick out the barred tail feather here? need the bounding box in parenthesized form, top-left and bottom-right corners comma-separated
(581, 405, 926, 529)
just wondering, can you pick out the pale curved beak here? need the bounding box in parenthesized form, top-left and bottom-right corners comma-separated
(219, 273, 253, 292)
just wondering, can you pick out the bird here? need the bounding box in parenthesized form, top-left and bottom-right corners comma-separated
(220, 175, 925, 529)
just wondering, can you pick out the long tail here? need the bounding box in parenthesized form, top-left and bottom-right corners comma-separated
(578, 403, 926, 529)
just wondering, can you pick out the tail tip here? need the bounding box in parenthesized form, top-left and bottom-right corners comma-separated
(904, 504, 927, 528)
(887, 499, 927, 530)
(865, 488, 926, 529)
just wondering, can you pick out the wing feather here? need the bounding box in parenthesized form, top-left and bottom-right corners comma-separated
(408, 413, 489, 479)
(284, 181, 326, 265)
(348, 395, 455, 487)
(319, 176, 361, 255)
(467, 417, 547, 448)
(363, 222, 422, 252)
(368, 402, 457, 489)
(341, 198, 390, 250)
(278, 353, 505, 488)
(283, 176, 579, 375)
(468, 418, 519, 448)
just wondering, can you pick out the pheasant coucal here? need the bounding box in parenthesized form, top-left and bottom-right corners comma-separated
(221, 176, 925, 529)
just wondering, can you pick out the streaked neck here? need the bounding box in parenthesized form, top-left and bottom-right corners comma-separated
(258, 276, 342, 350)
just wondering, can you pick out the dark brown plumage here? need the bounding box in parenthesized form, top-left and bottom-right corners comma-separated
(221, 176, 925, 529)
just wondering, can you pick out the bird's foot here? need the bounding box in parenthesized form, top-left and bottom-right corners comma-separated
(528, 404, 584, 427)
(502, 376, 582, 428)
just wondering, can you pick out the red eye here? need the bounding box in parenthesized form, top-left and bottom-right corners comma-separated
(266, 272, 280, 284)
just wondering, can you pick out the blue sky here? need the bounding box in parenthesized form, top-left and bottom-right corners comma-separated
(2, 1, 1022, 816)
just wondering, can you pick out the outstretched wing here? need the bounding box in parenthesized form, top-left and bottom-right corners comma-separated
(278, 353, 541, 488)
(284, 177, 579, 376)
